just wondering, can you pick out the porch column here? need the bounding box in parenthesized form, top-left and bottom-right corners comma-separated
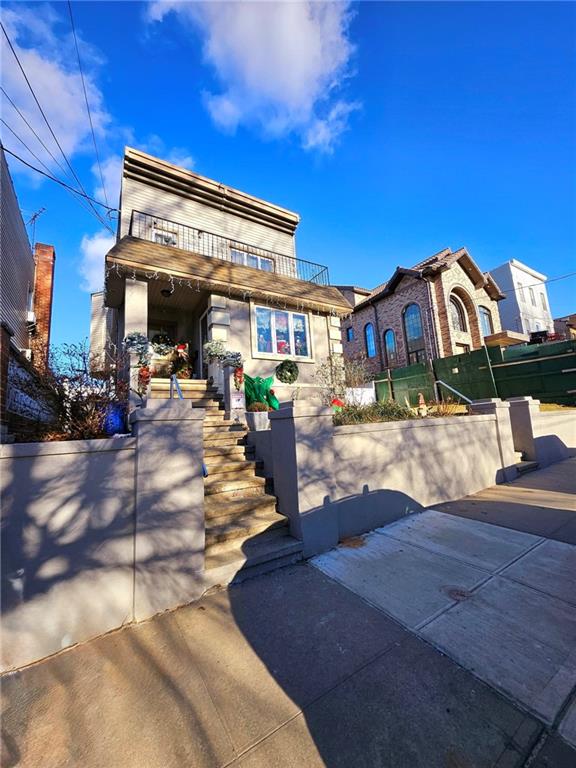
(124, 277, 148, 404)
(206, 294, 230, 393)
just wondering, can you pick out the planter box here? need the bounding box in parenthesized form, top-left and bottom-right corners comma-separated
(245, 411, 270, 431)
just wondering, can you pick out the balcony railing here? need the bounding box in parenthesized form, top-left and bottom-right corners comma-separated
(129, 210, 330, 286)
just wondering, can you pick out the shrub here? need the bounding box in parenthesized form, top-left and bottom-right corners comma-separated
(333, 400, 416, 426)
(246, 401, 270, 412)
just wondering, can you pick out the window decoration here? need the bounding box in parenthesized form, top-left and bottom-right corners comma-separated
(478, 306, 493, 338)
(403, 303, 426, 365)
(383, 329, 397, 367)
(364, 323, 376, 358)
(254, 306, 310, 358)
(275, 359, 299, 384)
(231, 248, 274, 273)
(449, 296, 467, 332)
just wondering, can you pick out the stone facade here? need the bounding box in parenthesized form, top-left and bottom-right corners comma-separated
(341, 252, 503, 372)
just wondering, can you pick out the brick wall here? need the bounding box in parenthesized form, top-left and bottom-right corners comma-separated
(342, 262, 503, 372)
(30, 243, 55, 369)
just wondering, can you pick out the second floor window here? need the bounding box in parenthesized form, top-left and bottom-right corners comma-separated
(346, 327, 354, 342)
(517, 283, 525, 302)
(364, 323, 376, 358)
(383, 329, 397, 367)
(153, 228, 178, 246)
(231, 248, 273, 272)
(479, 306, 493, 337)
(403, 303, 426, 365)
(529, 286, 536, 306)
(540, 293, 547, 312)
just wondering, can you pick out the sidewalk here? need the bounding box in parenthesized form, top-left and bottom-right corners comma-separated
(2, 461, 575, 767)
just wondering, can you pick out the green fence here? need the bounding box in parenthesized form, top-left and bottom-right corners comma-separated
(375, 340, 576, 406)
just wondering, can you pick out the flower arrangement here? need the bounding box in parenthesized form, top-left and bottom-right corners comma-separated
(203, 340, 228, 363)
(233, 366, 244, 391)
(123, 332, 151, 366)
(150, 333, 174, 357)
(275, 359, 299, 384)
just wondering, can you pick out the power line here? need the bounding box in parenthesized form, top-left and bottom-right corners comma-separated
(499, 271, 576, 295)
(1, 120, 114, 229)
(1, 21, 110, 229)
(67, 0, 109, 207)
(2, 145, 118, 218)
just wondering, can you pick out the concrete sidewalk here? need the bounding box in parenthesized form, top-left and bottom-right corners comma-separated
(2, 461, 575, 767)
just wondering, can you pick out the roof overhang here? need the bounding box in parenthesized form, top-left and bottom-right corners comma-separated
(123, 147, 300, 237)
(105, 236, 352, 316)
(484, 331, 529, 347)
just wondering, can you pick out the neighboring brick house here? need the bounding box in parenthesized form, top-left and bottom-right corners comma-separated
(339, 248, 505, 374)
(0, 148, 56, 437)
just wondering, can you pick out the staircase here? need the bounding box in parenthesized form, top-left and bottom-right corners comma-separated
(149, 378, 303, 584)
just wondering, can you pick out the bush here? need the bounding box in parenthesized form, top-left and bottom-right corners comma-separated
(246, 401, 270, 412)
(333, 400, 416, 426)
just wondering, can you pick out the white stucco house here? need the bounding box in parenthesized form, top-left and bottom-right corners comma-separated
(489, 259, 554, 335)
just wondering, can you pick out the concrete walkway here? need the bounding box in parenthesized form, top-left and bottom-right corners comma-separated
(2, 460, 575, 767)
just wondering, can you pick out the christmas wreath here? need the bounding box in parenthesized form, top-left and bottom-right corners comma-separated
(275, 359, 299, 384)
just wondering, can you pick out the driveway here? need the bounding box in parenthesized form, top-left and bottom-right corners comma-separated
(2, 460, 575, 767)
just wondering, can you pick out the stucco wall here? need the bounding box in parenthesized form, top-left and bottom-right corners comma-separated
(269, 402, 517, 557)
(0, 401, 205, 671)
(508, 397, 576, 467)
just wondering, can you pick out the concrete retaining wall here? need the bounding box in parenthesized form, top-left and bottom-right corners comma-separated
(0, 401, 205, 671)
(508, 397, 576, 467)
(269, 401, 518, 557)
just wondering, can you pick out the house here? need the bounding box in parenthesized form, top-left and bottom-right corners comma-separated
(339, 247, 511, 374)
(101, 147, 350, 398)
(553, 313, 576, 340)
(0, 148, 55, 438)
(90, 290, 118, 376)
(488, 259, 554, 335)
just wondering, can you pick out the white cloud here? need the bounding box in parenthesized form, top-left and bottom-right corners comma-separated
(147, 0, 359, 153)
(0, 6, 110, 176)
(92, 155, 123, 209)
(79, 230, 115, 293)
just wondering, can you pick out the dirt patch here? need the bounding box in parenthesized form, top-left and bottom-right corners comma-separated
(340, 536, 366, 549)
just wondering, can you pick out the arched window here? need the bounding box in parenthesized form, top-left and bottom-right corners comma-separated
(383, 329, 397, 368)
(449, 295, 467, 332)
(403, 303, 426, 364)
(364, 323, 376, 358)
(478, 306, 493, 337)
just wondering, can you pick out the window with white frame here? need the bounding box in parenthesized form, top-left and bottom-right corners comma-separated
(152, 227, 178, 246)
(254, 306, 311, 358)
(231, 248, 274, 273)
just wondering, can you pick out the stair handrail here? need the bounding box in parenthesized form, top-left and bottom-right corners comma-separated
(169, 374, 184, 400)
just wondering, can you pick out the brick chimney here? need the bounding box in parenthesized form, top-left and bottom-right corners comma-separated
(31, 243, 56, 369)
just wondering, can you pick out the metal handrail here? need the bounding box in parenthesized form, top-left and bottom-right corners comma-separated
(435, 380, 473, 404)
(129, 210, 331, 286)
(169, 374, 184, 400)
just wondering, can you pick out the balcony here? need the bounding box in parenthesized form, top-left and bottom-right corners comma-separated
(129, 210, 330, 286)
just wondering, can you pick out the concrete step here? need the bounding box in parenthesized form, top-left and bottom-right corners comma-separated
(204, 493, 277, 521)
(203, 445, 254, 459)
(151, 392, 223, 402)
(205, 465, 259, 482)
(515, 460, 540, 476)
(204, 476, 266, 498)
(150, 395, 224, 408)
(203, 424, 247, 434)
(204, 528, 303, 587)
(204, 457, 261, 473)
(150, 378, 213, 389)
(203, 434, 247, 447)
(205, 509, 285, 546)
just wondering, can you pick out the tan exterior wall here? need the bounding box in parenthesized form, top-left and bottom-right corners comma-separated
(0, 150, 35, 350)
(120, 176, 296, 258)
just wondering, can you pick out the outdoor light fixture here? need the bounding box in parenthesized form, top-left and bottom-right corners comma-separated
(161, 287, 174, 298)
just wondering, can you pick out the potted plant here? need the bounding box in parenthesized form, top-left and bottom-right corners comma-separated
(245, 401, 270, 431)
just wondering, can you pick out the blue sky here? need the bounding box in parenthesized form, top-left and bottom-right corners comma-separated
(1, 1, 575, 347)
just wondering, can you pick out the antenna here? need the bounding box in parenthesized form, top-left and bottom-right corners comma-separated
(26, 207, 46, 246)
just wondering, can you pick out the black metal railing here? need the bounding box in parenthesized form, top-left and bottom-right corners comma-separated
(129, 210, 330, 286)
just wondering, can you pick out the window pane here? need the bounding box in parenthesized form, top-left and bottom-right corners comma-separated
(479, 306, 492, 337)
(260, 257, 273, 272)
(365, 323, 376, 358)
(292, 313, 309, 357)
(231, 249, 245, 265)
(384, 330, 396, 366)
(247, 254, 259, 269)
(540, 293, 547, 311)
(529, 287, 536, 306)
(346, 327, 354, 342)
(450, 297, 466, 332)
(256, 307, 273, 353)
(403, 304, 424, 352)
(274, 310, 291, 355)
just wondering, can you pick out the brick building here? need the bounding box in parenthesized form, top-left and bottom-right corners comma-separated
(339, 248, 506, 374)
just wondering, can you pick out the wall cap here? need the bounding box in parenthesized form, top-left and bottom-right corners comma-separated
(333, 413, 494, 436)
(269, 403, 332, 420)
(130, 400, 206, 422)
(0, 436, 136, 459)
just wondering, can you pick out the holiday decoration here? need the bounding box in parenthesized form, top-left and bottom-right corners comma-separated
(275, 359, 299, 384)
(244, 374, 279, 411)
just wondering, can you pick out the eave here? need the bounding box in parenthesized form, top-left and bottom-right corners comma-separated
(105, 236, 352, 315)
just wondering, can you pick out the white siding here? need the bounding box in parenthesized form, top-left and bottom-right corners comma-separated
(0, 150, 35, 349)
(120, 176, 296, 259)
(489, 262, 553, 334)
